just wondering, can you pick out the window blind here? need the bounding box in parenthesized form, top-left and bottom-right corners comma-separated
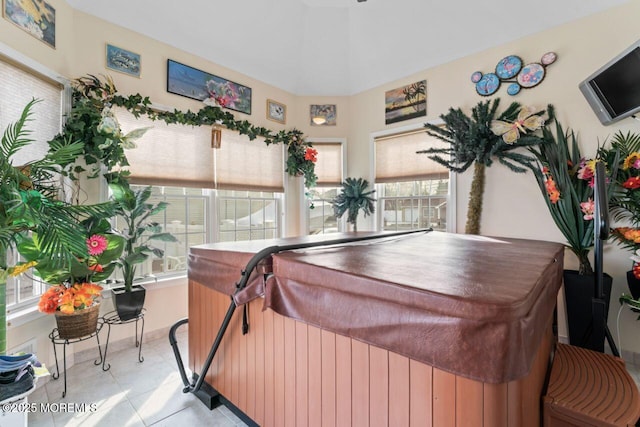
(0, 57, 62, 166)
(374, 129, 448, 183)
(117, 108, 284, 192)
(313, 142, 343, 187)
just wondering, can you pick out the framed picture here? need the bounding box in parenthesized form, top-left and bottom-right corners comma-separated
(385, 80, 427, 125)
(266, 99, 286, 124)
(167, 59, 252, 115)
(106, 44, 141, 78)
(310, 104, 337, 126)
(3, 0, 55, 48)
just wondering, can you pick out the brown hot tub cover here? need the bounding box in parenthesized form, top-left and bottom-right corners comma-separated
(188, 231, 564, 384)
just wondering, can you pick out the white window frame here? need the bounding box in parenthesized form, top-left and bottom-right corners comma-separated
(304, 138, 347, 234)
(370, 121, 456, 233)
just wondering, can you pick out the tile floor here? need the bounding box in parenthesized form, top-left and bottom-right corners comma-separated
(21, 330, 640, 427)
(26, 329, 248, 427)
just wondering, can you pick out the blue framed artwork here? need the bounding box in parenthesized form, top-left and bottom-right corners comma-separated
(4, 0, 55, 48)
(167, 59, 252, 115)
(106, 44, 141, 78)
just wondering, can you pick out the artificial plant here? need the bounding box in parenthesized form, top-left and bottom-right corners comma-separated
(0, 100, 113, 353)
(109, 182, 178, 292)
(528, 110, 618, 276)
(51, 75, 318, 188)
(331, 177, 376, 232)
(418, 98, 546, 234)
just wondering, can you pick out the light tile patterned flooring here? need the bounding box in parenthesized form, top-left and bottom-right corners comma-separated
(27, 329, 248, 427)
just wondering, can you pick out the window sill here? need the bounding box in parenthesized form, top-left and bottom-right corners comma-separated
(8, 273, 188, 329)
(7, 305, 46, 329)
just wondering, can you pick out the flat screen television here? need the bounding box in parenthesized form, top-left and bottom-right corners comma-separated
(579, 39, 640, 125)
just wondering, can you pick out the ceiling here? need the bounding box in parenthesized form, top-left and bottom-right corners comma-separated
(65, 0, 627, 96)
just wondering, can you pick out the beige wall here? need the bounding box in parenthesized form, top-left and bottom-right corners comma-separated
(350, 0, 640, 354)
(4, 0, 640, 363)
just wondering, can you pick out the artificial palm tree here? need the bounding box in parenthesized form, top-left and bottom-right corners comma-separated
(331, 177, 376, 232)
(0, 99, 113, 353)
(418, 98, 546, 234)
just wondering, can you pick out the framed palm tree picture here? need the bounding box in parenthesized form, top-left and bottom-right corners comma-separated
(385, 80, 426, 125)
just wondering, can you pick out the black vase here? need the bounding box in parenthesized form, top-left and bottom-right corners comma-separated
(112, 284, 146, 321)
(563, 270, 612, 351)
(626, 270, 640, 300)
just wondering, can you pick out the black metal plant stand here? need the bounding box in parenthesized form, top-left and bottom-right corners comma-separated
(100, 309, 146, 371)
(49, 319, 105, 398)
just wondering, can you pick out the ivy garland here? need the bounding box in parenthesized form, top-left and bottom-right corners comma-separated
(50, 75, 318, 188)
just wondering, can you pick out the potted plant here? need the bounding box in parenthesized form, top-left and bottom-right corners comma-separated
(419, 99, 546, 234)
(331, 177, 376, 232)
(109, 182, 178, 320)
(607, 131, 640, 303)
(527, 112, 619, 349)
(0, 99, 118, 351)
(16, 217, 124, 339)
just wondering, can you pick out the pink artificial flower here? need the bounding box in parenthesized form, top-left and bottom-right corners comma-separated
(580, 198, 594, 221)
(86, 234, 108, 256)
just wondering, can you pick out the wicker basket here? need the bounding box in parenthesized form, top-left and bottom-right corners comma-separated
(54, 303, 100, 340)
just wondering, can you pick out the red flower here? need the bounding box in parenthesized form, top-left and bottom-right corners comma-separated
(304, 148, 318, 163)
(634, 263, 640, 280)
(623, 176, 640, 189)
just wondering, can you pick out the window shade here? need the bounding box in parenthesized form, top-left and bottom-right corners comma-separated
(0, 57, 62, 166)
(313, 142, 343, 187)
(117, 108, 284, 192)
(375, 129, 448, 183)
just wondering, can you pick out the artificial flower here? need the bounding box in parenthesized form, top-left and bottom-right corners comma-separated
(543, 173, 560, 204)
(577, 159, 596, 186)
(623, 176, 640, 189)
(87, 234, 108, 256)
(8, 261, 37, 277)
(38, 283, 103, 314)
(580, 198, 594, 220)
(304, 148, 318, 163)
(623, 152, 640, 170)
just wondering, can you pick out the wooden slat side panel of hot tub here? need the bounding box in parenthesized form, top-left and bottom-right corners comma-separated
(189, 279, 553, 427)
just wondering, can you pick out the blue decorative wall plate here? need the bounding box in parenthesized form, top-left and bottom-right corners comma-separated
(471, 52, 556, 96)
(495, 55, 522, 79)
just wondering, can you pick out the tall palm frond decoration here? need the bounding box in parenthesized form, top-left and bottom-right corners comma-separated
(418, 98, 547, 234)
(0, 99, 114, 353)
(331, 177, 376, 232)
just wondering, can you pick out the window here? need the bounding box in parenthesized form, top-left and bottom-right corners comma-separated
(378, 179, 449, 231)
(1, 53, 67, 310)
(114, 112, 286, 278)
(306, 141, 344, 234)
(374, 127, 453, 232)
(217, 190, 281, 242)
(112, 186, 210, 279)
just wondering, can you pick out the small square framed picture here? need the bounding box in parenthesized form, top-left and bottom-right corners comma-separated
(267, 99, 286, 124)
(106, 43, 141, 78)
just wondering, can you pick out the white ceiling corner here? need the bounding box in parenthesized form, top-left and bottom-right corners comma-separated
(65, 0, 628, 96)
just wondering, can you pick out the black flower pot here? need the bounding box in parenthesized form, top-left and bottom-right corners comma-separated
(626, 270, 640, 300)
(112, 284, 146, 321)
(563, 270, 612, 351)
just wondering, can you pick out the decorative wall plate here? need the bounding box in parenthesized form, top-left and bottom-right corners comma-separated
(475, 73, 500, 96)
(470, 51, 556, 96)
(517, 63, 545, 88)
(495, 55, 522, 79)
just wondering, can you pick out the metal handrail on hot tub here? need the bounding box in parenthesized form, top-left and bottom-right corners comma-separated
(169, 228, 431, 408)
